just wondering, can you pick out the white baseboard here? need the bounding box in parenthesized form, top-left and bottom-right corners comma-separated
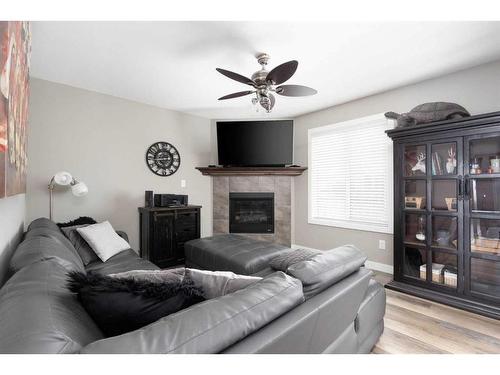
(364, 260, 393, 275)
(292, 243, 393, 275)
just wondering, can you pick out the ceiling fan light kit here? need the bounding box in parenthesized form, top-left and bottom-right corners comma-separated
(216, 53, 317, 113)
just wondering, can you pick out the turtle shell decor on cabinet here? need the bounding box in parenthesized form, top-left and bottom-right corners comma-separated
(145, 142, 181, 176)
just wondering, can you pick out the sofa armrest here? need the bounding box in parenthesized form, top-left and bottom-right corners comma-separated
(115, 231, 129, 243)
(355, 279, 386, 351)
(287, 245, 367, 299)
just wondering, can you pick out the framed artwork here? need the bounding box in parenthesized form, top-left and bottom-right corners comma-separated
(0, 21, 31, 198)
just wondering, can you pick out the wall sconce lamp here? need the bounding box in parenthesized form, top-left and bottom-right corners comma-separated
(48, 171, 88, 220)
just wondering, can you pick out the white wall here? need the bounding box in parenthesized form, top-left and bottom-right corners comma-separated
(26, 78, 213, 251)
(293, 60, 500, 268)
(0, 194, 25, 286)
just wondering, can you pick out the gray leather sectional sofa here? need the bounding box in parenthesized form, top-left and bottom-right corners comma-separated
(0, 218, 386, 354)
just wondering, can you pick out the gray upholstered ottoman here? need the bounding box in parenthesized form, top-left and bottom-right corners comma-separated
(184, 234, 292, 276)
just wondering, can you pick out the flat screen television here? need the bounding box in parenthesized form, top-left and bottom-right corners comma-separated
(217, 120, 293, 167)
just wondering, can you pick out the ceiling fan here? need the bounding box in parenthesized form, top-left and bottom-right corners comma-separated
(216, 53, 317, 113)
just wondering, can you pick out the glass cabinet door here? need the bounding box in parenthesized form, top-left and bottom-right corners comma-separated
(405, 213, 427, 246)
(467, 135, 500, 176)
(432, 142, 458, 176)
(469, 179, 500, 213)
(470, 218, 500, 256)
(429, 139, 462, 292)
(401, 139, 463, 291)
(432, 216, 458, 250)
(404, 144, 427, 177)
(404, 180, 426, 210)
(430, 251, 458, 289)
(465, 133, 500, 302)
(470, 258, 500, 298)
(402, 143, 428, 285)
(403, 247, 427, 280)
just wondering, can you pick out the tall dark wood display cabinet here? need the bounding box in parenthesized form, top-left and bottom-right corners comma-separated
(138, 206, 201, 268)
(386, 112, 500, 319)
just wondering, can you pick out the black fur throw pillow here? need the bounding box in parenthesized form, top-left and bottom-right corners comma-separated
(67, 271, 205, 337)
(57, 216, 97, 228)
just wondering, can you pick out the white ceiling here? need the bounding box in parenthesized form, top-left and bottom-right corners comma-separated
(30, 21, 500, 119)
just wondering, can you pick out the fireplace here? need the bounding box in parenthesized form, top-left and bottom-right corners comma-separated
(211, 176, 292, 245)
(229, 192, 274, 234)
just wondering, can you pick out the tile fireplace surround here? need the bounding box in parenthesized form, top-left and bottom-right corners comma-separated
(213, 176, 292, 246)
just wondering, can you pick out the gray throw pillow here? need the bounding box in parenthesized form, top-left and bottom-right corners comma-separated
(61, 225, 99, 266)
(185, 268, 262, 299)
(269, 248, 321, 271)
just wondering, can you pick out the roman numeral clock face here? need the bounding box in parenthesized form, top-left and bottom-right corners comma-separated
(145, 142, 181, 176)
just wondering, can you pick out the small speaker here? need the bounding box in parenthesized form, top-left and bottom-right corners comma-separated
(154, 194, 188, 207)
(145, 190, 154, 207)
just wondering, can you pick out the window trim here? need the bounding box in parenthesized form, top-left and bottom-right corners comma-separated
(307, 113, 394, 234)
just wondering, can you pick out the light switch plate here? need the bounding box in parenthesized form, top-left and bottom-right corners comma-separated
(378, 240, 386, 250)
(181, 179, 186, 188)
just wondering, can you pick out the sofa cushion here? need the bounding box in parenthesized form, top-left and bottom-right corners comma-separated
(61, 225, 100, 266)
(10, 235, 85, 273)
(270, 248, 321, 271)
(67, 271, 205, 337)
(85, 249, 159, 274)
(80, 271, 304, 354)
(185, 234, 292, 275)
(287, 245, 367, 299)
(27, 217, 60, 232)
(24, 226, 83, 257)
(0, 260, 104, 353)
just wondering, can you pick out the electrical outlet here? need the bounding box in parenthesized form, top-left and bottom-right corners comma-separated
(181, 179, 186, 188)
(378, 240, 386, 250)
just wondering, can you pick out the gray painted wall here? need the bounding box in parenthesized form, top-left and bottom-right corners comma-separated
(0, 194, 25, 286)
(24, 60, 500, 269)
(26, 78, 213, 251)
(293, 60, 500, 267)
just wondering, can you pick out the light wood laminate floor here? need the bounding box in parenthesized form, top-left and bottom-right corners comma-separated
(370, 271, 500, 354)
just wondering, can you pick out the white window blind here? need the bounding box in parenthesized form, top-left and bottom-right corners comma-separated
(308, 114, 393, 234)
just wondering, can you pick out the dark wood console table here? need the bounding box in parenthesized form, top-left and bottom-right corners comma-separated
(138, 205, 201, 268)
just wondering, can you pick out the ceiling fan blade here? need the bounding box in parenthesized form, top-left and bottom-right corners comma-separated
(275, 84, 317, 97)
(218, 91, 254, 100)
(266, 60, 298, 85)
(269, 93, 276, 109)
(216, 68, 256, 86)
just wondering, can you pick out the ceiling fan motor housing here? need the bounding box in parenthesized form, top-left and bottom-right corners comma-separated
(251, 69, 269, 85)
(256, 53, 270, 66)
(252, 53, 271, 85)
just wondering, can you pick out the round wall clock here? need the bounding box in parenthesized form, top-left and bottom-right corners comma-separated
(145, 142, 181, 176)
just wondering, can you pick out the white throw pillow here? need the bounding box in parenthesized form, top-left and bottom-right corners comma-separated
(76, 221, 130, 262)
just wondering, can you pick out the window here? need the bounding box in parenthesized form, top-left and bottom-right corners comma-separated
(308, 114, 393, 234)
